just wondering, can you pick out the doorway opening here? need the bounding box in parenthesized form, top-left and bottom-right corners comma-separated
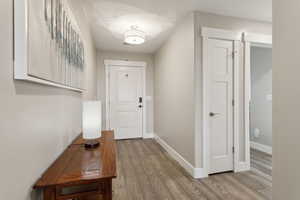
(249, 45, 272, 179)
(201, 28, 272, 178)
(105, 60, 147, 140)
(244, 33, 272, 182)
(201, 27, 242, 176)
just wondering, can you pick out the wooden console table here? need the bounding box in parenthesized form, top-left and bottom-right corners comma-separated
(34, 131, 117, 200)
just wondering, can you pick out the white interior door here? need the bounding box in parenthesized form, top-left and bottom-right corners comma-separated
(108, 66, 144, 139)
(208, 39, 234, 174)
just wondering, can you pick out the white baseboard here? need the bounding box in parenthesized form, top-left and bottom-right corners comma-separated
(250, 141, 272, 155)
(143, 133, 154, 139)
(235, 161, 250, 172)
(154, 134, 207, 179)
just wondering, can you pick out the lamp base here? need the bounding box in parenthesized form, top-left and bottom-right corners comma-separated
(84, 140, 100, 149)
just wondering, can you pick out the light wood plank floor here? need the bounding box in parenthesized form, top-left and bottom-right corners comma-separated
(250, 148, 272, 181)
(113, 139, 272, 200)
(84, 139, 272, 200)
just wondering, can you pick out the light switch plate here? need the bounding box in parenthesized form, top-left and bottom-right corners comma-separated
(266, 94, 272, 101)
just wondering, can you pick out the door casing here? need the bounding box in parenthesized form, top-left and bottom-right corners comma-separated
(243, 33, 272, 157)
(105, 60, 147, 139)
(202, 27, 242, 177)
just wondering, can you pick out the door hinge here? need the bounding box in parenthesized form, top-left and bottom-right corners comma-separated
(232, 100, 235, 107)
(232, 147, 235, 153)
(232, 51, 237, 59)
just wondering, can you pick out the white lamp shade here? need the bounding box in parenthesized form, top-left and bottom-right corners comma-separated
(82, 101, 102, 140)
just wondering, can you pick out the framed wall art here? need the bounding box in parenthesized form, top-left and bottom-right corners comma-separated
(14, 0, 85, 92)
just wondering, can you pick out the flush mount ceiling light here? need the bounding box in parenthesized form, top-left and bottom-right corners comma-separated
(124, 26, 146, 45)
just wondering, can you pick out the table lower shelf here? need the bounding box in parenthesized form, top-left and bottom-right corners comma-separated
(43, 179, 112, 200)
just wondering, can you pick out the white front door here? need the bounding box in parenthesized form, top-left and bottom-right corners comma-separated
(208, 39, 234, 174)
(108, 66, 144, 139)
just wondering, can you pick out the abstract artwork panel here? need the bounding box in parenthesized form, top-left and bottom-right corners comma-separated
(27, 0, 85, 89)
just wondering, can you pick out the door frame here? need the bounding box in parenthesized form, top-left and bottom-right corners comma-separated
(243, 33, 272, 156)
(201, 27, 242, 176)
(104, 60, 147, 139)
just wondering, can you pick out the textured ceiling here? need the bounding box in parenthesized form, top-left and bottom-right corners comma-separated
(76, 0, 272, 53)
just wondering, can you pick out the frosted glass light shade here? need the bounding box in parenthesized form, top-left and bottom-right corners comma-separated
(82, 101, 102, 140)
(124, 26, 146, 45)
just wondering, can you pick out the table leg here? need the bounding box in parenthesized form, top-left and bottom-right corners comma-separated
(102, 179, 112, 200)
(43, 187, 56, 200)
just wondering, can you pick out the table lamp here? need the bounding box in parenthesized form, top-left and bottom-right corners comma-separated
(82, 101, 102, 149)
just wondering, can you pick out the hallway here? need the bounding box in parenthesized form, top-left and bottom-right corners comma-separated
(109, 139, 272, 200)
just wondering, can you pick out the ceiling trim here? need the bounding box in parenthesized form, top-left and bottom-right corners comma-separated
(201, 27, 242, 41)
(243, 32, 272, 44)
(104, 59, 147, 68)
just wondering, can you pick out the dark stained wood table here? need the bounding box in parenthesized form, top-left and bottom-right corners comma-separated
(34, 131, 117, 200)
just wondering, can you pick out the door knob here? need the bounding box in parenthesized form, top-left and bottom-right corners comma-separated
(139, 105, 143, 108)
(209, 112, 220, 117)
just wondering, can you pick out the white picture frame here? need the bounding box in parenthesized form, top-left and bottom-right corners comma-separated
(14, 0, 85, 92)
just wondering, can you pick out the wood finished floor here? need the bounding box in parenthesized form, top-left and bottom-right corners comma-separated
(250, 148, 272, 181)
(112, 139, 272, 200)
(83, 139, 272, 200)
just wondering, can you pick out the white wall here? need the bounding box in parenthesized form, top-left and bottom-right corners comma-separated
(97, 51, 154, 134)
(154, 13, 196, 165)
(273, 0, 300, 199)
(250, 46, 272, 147)
(0, 1, 97, 199)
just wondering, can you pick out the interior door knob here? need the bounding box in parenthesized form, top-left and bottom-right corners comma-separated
(209, 112, 220, 117)
(139, 105, 143, 108)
